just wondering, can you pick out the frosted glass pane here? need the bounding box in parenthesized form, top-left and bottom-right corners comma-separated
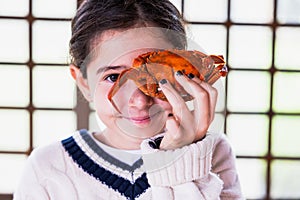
(89, 102, 96, 111)
(32, 21, 72, 63)
(0, 0, 29, 16)
(272, 116, 300, 157)
(271, 160, 300, 198)
(230, 0, 273, 23)
(33, 66, 77, 108)
(229, 26, 272, 69)
(169, 0, 182, 13)
(0, 65, 29, 107)
(186, 25, 227, 56)
(0, 154, 27, 193)
(208, 113, 225, 134)
(89, 112, 106, 132)
(236, 159, 266, 199)
(32, 0, 76, 18)
(0, 19, 29, 62)
(275, 27, 300, 70)
(0, 110, 29, 151)
(227, 114, 268, 156)
(227, 71, 271, 112)
(272, 72, 300, 113)
(183, 0, 227, 22)
(277, 0, 300, 24)
(214, 79, 226, 112)
(33, 110, 76, 147)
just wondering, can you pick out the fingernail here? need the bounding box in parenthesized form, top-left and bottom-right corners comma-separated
(187, 73, 195, 79)
(176, 70, 183, 76)
(148, 141, 158, 149)
(160, 79, 167, 84)
(154, 136, 163, 148)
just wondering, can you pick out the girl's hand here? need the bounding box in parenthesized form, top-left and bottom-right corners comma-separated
(158, 71, 218, 150)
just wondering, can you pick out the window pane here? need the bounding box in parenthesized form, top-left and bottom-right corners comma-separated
(277, 0, 300, 24)
(272, 115, 300, 157)
(227, 114, 269, 156)
(214, 79, 226, 112)
(89, 112, 106, 132)
(33, 110, 76, 147)
(186, 25, 227, 56)
(0, 0, 29, 17)
(272, 72, 300, 113)
(227, 71, 271, 112)
(0, 65, 29, 107)
(236, 159, 266, 199)
(33, 66, 77, 108)
(208, 113, 225, 134)
(229, 26, 272, 69)
(0, 154, 27, 193)
(32, 0, 76, 18)
(0, 110, 29, 151)
(230, 0, 273, 23)
(275, 27, 300, 70)
(183, 0, 228, 22)
(89, 102, 96, 111)
(271, 160, 300, 198)
(0, 19, 29, 62)
(169, 0, 182, 13)
(32, 20, 71, 64)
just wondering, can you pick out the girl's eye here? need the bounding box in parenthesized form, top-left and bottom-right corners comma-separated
(104, 74, 119, 83)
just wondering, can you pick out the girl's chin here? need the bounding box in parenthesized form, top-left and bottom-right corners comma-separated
(115, 112, 167, 139)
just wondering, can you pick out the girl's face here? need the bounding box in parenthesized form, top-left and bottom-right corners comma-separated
(85, 28, 175, 142)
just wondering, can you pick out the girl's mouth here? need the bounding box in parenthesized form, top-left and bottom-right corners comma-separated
(128, 116, 151, 124)
(123, 111, 162, 124)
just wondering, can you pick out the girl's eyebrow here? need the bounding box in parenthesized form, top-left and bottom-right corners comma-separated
(96, 65, 127, 75)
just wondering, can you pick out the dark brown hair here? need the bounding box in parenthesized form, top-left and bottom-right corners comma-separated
(69, 0, 186, 78)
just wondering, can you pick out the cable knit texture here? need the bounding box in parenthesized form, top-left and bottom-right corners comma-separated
(14, 130, 244, 200)
(141, 133, 224, 199)
(141, 133, 216, 186)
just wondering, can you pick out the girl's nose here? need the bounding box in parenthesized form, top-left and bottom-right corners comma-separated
(129, 88, 154, 110)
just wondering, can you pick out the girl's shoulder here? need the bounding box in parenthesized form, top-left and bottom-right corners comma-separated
(26, 131, 80, 173)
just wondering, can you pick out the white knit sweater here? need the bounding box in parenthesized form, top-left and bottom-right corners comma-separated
(14, 130, 244, 200)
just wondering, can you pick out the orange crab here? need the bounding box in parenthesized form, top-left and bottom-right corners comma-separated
(108, 49, 227, 112)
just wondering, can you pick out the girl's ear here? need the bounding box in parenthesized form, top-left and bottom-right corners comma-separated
(70, 64, 92, 102)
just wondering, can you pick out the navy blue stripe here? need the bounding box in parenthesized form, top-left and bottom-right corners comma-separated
(78, 129, 143, 172)
(61, 136, 150, 199)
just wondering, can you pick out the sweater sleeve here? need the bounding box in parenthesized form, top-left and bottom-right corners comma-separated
(141, 133, 224, 200)
(211, 134, 244, 200)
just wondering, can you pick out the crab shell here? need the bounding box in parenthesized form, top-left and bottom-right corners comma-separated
(108, 49, 227, 112)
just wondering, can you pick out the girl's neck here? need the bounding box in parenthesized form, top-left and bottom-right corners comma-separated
(93, 129, 144, 150)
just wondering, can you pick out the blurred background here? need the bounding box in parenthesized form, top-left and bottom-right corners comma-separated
(0, 0, 299, 199)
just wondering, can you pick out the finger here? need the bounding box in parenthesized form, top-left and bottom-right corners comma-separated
(160, 115, 181, 150)
(159, 78, 193, 127)
(189, 76, 218, 123)
(175, 74, 211, 139)
(198, 81, 218, 123)
(175, 74, 210, 121)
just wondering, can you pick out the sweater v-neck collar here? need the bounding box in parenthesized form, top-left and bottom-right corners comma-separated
(78, 129, 143, 171)
(61, 130, 150, 199)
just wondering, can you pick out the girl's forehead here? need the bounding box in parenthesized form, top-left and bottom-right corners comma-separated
(88, 27, 174, 68)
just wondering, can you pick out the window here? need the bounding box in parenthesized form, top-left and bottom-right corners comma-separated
(0, 0, 78, 198)
(179, 0, 300, 199)
(0, 0, 299, 199)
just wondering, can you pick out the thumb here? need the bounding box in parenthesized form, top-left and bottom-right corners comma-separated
(160, 116, 180, 150)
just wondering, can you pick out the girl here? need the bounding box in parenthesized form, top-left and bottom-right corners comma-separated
(14, 0, 243, 199)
